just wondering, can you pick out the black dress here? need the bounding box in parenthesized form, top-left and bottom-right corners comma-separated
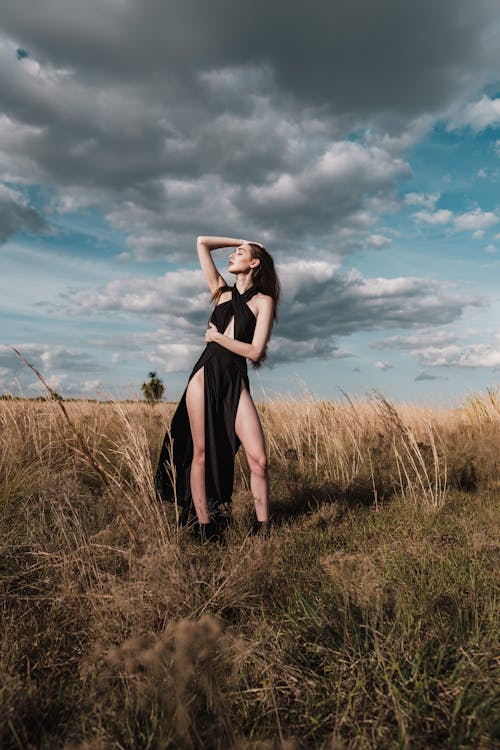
(154, 283, 259, 524)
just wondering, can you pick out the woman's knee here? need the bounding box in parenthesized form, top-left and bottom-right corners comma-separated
(192, 446, 206, 467)
(248, 452, 268, 476)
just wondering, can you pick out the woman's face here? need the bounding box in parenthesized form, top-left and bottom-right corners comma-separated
(228, 243, 254, 273)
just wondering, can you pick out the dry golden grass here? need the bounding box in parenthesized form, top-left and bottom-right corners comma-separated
(0, 388, 498, 748)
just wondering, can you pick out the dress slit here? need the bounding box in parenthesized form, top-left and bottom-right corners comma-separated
(185, 365, 205, 452)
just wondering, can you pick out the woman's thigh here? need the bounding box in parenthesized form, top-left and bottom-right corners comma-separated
(235, 387, 266, 462)
(185, 366, 205, 454)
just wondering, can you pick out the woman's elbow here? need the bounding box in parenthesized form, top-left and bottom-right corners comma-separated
(250, 345, 263, 363)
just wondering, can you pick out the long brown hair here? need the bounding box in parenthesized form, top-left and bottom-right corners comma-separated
(210, 242, 280, 369)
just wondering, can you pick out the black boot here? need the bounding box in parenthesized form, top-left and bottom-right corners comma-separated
(193, 518, 220, 543)
(250, 518, 270, 537)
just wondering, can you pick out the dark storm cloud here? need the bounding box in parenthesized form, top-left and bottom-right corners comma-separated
(1, 0, 500, 258)
(2, 0, 499, 119)
(62, 261, 483, 369)
(275, 264, 483, 341)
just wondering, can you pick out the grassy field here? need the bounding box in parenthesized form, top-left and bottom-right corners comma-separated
(0, 389, 498, 749)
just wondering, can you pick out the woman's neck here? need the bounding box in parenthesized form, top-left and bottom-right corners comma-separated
(235, 274, 255, 294)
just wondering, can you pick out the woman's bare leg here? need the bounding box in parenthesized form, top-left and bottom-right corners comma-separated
(235, 388, 269, 522)
(185, 367, 210, 523)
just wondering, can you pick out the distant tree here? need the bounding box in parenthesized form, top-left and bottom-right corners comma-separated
(141, 371, 165, 404)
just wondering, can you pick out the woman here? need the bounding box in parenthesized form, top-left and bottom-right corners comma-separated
(155, 235, 280, 541)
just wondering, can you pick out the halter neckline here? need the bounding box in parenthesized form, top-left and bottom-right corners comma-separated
(233, 283, 258, 300)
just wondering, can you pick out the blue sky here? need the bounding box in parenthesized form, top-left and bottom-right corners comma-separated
(1, 1, 500, 403)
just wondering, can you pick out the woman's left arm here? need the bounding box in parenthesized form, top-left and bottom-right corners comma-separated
(205, 297, 274, 362)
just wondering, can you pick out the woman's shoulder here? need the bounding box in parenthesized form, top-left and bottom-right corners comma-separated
(252, 292, 274, 321)
(255, 291, 274, 305)
(212, 285, 232, 307)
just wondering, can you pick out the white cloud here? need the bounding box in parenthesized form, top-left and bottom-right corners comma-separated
(28, 372, 68, 394)
(0, 183, 26, 203)
(371, 330, 459, 350)
(147, 344, 206, 373)
(485, 244, 497, 253)
(18, 55, 41, 78)
(371, 330, 500, 370)
(247, 141, 409, 208)
(449, 96, 500, 132)
(374, 360, 393, 370)
(71, 268, 209, 318)
(81, 379, 103, 393)
(367, 233, 392, 248)
(239, 140, 410, 253)
(454, 208, 498, 231)
(413, 209, 453, 225)
(417, 343, 500, 368)
(404, 192, 440, 209)
(412, 207, 499, 235)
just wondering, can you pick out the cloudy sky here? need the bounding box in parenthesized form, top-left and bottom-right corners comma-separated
(1, 0, 500, 403)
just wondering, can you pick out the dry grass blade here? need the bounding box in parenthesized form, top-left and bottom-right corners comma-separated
(11, 345, 138, 543)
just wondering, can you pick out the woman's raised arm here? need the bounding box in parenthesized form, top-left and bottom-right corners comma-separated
(196, 236, 245, 295)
